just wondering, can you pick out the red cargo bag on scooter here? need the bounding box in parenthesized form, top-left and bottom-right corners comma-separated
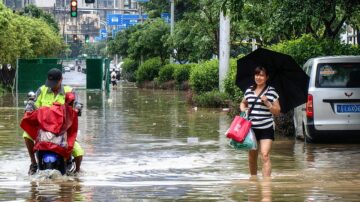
(20, 102, 78, 159)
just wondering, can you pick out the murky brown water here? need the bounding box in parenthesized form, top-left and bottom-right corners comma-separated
(0, 84, 359, 201)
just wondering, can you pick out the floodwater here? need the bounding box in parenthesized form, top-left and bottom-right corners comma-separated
(0, 84, 359, 201)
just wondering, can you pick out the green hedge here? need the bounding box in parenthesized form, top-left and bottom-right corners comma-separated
(136, 57, 163, 84)
(193, 90, 230, 108)
(122, 58, 138, 82)
(158, 64, 176, 83)
(189, 59, 219, 94)
(0, 84, 6, 96)
(224, 58, 243, 103)
(158, 63, 194, 84)
(173, 63, 193, 84)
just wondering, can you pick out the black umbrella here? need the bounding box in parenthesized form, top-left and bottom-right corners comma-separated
(236, 48, 310, 113)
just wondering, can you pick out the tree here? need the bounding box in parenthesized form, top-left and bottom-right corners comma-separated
(108, 25, 138, 58)
(166, 14, 214, 63)
(220, 0, 244, 21)
(22, 4, 60, 33)
(167, 0, 252, 61)
(0, 2, 64, 90)
(81, 41, 107, 57)
(140, 0, 169, 18)
(127, 19, 170, 63)
(142, 0, 200, 20)
(20, 17, 64, 57)
(223, 0, 360, 41)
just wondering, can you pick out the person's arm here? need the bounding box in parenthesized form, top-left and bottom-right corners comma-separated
(33, 88, 42, 109)
(261, 96, 281, 116)
(240, 97, 248, 112)
(71, 88, 82, 109)
(269, 99, 281, 115)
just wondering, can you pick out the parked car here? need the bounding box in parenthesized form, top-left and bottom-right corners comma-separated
(64, 66, 71, 72)
(69, 64, 75, 71)
(294, 56, 360, 142)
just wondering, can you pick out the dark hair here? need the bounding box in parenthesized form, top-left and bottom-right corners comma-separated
(251, 66, 268, 90)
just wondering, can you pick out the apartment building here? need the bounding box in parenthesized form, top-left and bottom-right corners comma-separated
(341, 24, 359, 45)
(3, 0, 141, 43)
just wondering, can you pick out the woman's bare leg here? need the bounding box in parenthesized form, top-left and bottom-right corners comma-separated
(259, 139, 273, 177)
(248, 149, 258, 176)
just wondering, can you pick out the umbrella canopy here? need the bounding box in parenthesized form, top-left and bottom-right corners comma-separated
(236, 48, 309, 113)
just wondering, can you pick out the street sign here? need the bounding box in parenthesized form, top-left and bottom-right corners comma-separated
(106, 14, 148, 26)
(94, 36, 102, 41)
(107, 14, 122, 25)
(122, 14, 139, 19)
(100, 29, 107, 39)
(161, 13, 170, 23)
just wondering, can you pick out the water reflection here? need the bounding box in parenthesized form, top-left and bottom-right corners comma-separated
(245, 177, 272, 202)
(0, 85, 359, 201)
(27, 179, 87, 202)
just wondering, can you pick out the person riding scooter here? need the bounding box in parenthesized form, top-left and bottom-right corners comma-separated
(22, 68, 84, 175)
(21, 91, 79, 175)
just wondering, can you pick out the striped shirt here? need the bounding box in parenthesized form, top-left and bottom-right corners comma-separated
(244, 86, 279, 129)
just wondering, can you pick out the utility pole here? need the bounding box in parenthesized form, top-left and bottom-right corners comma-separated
(170, 0, 175, 63)
(219, 11, 230, 92)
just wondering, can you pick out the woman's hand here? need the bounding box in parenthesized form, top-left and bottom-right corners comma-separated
(261, 95, 272, 109)
(240, 98, 248, 112)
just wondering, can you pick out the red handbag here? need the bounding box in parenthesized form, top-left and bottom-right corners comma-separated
(226, 86, 269, 143)
(225, 115, 252, 142)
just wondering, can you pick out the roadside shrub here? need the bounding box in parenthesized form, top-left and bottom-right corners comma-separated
(136, 57, 163, 84)
(189, 59, 219, 93)
(222, 58, 244, 117)
(122, 58, 138, 82)
(173, 64, 192, 84)
(274, 111, 295, 137)
(193, 90, 230, 108)
(0, 84, 6, 96)
(271, 34, 360, 66)
(224, 58, 243, 103)
(158, 64, 176, 83)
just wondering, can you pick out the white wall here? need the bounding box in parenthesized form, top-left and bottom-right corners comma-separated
(34, 0, 55, 8)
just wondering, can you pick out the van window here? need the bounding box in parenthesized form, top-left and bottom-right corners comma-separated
(306, 62, 313, 75)
(316, 63, 360, 88)
(302, 60, 313, 76)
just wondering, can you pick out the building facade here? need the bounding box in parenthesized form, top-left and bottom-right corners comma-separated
(341, 25, 359, 45)
(3, 0, 141, 43)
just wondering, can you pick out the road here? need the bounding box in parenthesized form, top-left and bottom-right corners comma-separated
(62, 69, 86, 88)
(0, 87, 359, 201)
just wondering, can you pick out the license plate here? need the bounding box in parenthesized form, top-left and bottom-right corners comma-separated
(335, 104, 360, 113)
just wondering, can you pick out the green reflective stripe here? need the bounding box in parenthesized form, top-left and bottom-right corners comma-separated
(64, 86, 72, 93)
(35, 85, 73, 107)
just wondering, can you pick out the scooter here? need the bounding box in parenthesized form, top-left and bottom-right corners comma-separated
(23, 91, 81, 175)
(36, 151, 75, 175)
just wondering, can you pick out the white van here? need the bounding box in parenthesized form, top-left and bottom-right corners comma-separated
(294, 56, 360, 142)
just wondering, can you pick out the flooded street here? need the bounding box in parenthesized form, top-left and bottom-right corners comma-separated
(0, 85, 359, 201)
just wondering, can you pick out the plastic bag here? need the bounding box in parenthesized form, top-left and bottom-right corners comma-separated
(229, 128, 258, 150)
